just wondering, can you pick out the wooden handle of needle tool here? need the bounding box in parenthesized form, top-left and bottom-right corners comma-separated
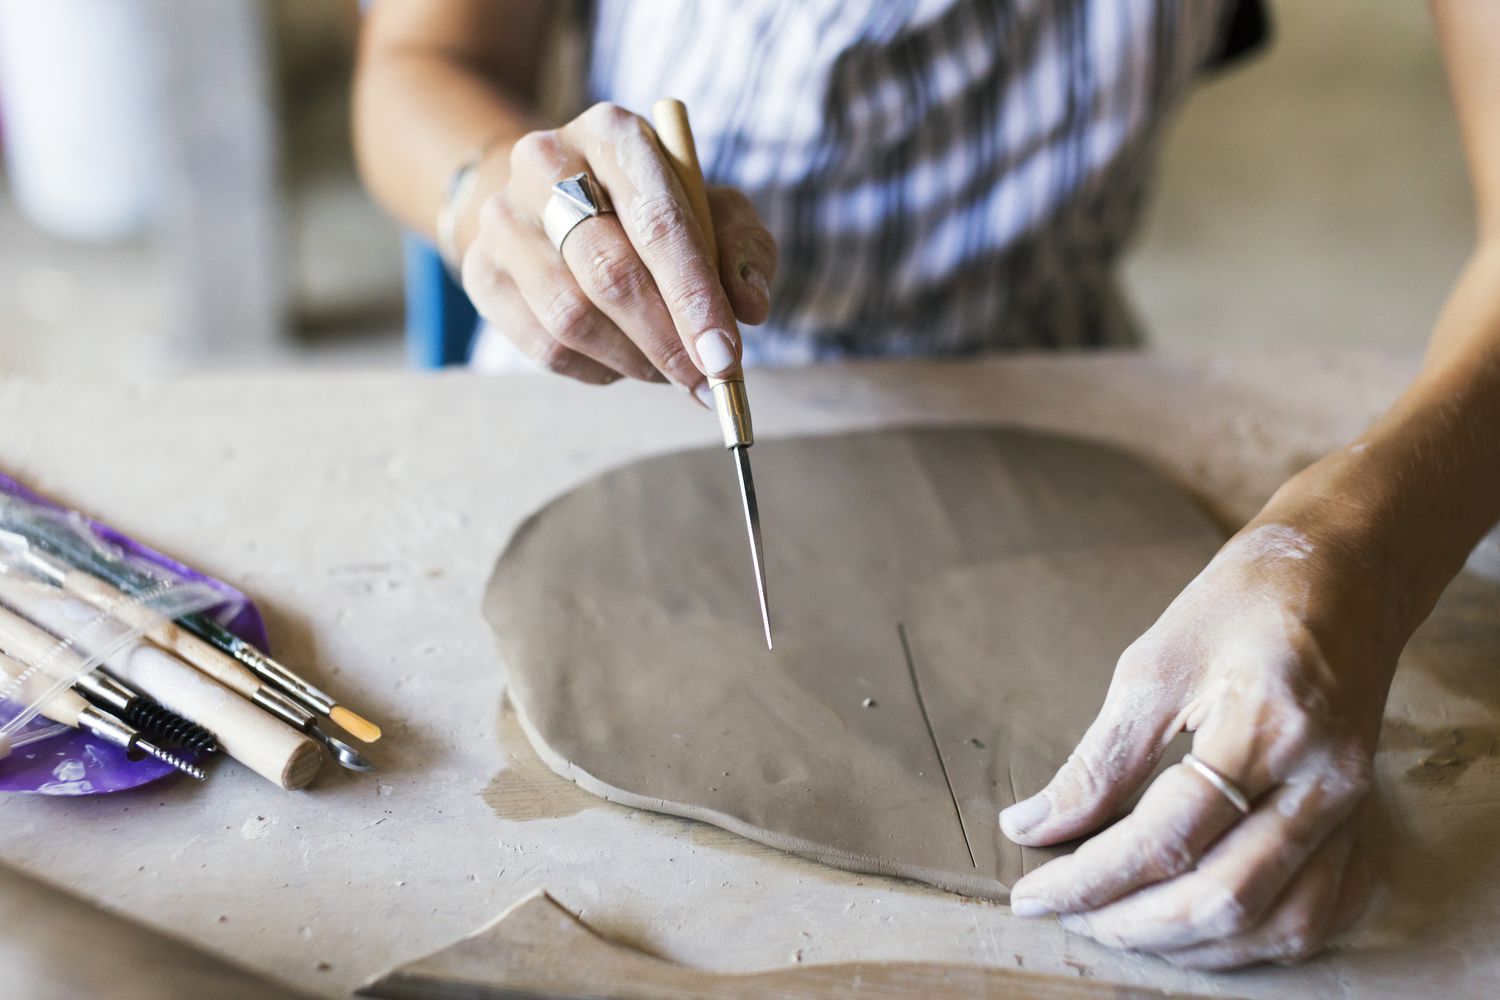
(653, 97, 755, 452)
(653, 98, 719, 274)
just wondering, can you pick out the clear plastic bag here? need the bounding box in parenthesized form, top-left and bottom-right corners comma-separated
(0, 488, 231, 792)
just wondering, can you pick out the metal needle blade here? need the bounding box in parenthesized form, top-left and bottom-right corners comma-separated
(652, 98, 773, 650)
(732, 445, 773, 649)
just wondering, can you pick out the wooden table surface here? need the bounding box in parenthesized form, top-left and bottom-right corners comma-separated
(1, 348, 1497, 999)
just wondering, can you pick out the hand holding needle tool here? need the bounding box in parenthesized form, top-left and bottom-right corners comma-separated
(652, 98, 774, 650)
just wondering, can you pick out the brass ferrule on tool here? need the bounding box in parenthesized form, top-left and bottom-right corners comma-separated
(710, 378, 754, 450)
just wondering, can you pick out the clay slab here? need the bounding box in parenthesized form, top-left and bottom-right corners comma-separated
(486, 427, 1224, 898)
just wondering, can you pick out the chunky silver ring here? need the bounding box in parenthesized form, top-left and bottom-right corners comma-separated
(1182, 753, 1252, 815)
(542, 172, 614, 253)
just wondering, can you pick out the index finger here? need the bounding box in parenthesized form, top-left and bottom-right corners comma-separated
(565, 104, 743, 382)
(1009, 761, 1247, 917)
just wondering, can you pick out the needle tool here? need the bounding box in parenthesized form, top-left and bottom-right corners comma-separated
(652, 97, 773, 650)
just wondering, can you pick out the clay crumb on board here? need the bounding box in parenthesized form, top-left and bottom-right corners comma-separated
(1381, 718, 1500, 788)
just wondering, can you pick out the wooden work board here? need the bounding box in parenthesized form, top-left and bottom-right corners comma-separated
(357, 888, 1225, 998)
(0, 349, 1497, 999)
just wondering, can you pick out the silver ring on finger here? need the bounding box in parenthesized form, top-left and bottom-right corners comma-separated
(542, 172, 614, 253)
(1181, 753, 1252, 815)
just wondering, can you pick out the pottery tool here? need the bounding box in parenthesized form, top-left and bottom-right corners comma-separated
(0, 650, 205, 779)
(0, 518, 382, 743)
(179, 612, 381, 744)
(652, 98, 773, 650)
(74, 669, 220, 753)
(0, 591, 321, 790)
(0, 602, 219, 753)
(6, 549, 374, 771)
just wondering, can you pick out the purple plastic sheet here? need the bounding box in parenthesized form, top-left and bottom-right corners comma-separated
(0, 472, 270, 795)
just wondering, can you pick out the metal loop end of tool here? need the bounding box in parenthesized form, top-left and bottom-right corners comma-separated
(710, 378, 754, 450)
(255, 688, 373, 771)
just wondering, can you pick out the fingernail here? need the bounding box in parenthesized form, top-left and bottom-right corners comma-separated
(742, 265, 770, 303)
(999, 794, 1051, 839)
(1011, 897, 1052, 919)
(694, 329, 738, 377)
(693, 382, 715, 409)
(1058, 914, 1088, 934)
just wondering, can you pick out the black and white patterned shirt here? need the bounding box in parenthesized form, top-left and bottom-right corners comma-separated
(584, 0, 1263, 365)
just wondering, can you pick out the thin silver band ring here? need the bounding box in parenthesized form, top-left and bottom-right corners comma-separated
(1182, 753, 1252, 815)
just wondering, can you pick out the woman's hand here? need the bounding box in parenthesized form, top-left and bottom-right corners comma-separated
(1000, 515, 1397, 969)
(461, 103, 777, 398)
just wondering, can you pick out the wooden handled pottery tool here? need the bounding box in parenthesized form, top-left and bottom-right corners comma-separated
(0, 592, 320, 790)
(652, 97, 774, 650)
(0, 649, 205, 779)
(0, 519, 381, 743)
(0, 600, 219, 753)
(7, 547, 374, 771)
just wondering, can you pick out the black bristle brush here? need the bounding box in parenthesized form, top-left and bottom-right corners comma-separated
(121, 698, 219, 754)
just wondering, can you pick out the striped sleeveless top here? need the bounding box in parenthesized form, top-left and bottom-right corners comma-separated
(585, 0, 1264, 365)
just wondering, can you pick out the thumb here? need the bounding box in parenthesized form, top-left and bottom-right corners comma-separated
(1001, 663, 1180, 847)
(708, 186, 777, 326)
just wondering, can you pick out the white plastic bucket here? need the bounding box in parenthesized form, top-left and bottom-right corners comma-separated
(0, 0, 159, 242)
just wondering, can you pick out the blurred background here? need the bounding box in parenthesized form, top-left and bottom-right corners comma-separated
(0, 0, 1474, 377)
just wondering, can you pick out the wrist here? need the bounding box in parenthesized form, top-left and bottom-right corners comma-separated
(1253, 439, 1470, 645)
(1223, 497, 1404, 732)
(438, 134, 514, 267)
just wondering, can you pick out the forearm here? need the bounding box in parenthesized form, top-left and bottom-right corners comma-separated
(1257, 240, 1500, 639)
(351, 2, 546, 249)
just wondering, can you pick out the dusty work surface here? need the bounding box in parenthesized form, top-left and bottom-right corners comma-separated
(0, 348, 1497, 998)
